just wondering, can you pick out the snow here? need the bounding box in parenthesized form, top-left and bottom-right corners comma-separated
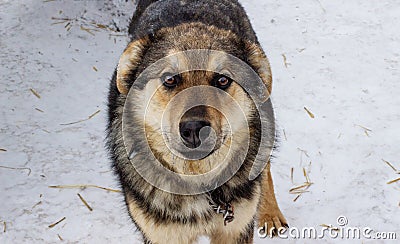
(0, 0, 399, 243)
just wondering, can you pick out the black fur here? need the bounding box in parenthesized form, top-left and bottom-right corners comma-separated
(238, 221, 255, 243)
(129, 0, 258, 43)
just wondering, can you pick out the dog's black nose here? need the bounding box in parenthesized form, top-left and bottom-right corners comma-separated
(179, 121, 211, 148)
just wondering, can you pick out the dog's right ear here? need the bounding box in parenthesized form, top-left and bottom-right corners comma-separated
(116, 37, 151, 95)
(244, 41, 273, 96)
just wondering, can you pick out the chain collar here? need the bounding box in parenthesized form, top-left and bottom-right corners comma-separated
(209, 200, 235, 226)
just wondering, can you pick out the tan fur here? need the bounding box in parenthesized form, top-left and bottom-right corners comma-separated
(131, 66, 249, 175)
(244, 41, 273, 96)
(126, 186, 260, 244)
(117, 37, 150, 94)
(116, 22, 287, 243)
(257, 161, 288, 236)
(209, 188, 260, 244)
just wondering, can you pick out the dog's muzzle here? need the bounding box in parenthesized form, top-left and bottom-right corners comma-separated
(179, 121, 211, 148)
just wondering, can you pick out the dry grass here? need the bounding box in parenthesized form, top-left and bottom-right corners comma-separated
(48, 217, 66, 229)
(303, 167, 311, 183)
(109, 33, 126, 37)
(77, 193, 93, 211)
(297, 148, 310, 158)
(293, 195, 301, 202)
(289, 183, 312, 194)
(283, 129, 288, 141)
(383, 159, 399, 174)
(290, 167, 294, 184)
(282, 54, 289, 68)
(30, 88, 41, 99)
(297, 148, 310, 165)
(304, 107, 315, 119)
(290, 167, 313, 202)
(354, 124, 372, 137)
(51, 15, 119, 36)
(0, 165, 32, 176)
(49, 184, 121, 193)
(32, 201, 42, 209)
(387, 178, 400, 185)
(60, 110, 100, 126)
(316, 0, 327, 13)
(383, 159, 400, 184)
(80, 26, 95, 36)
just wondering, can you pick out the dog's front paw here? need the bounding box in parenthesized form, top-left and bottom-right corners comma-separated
(258, 211, 288, 238)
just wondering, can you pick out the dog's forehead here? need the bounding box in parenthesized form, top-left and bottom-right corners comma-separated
(165, 48, 230, 66)
(162, 24, 239, 49)
(180, 71, 214, 85)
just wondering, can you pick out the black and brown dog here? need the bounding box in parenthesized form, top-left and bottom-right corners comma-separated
(107, 0, 287, 243)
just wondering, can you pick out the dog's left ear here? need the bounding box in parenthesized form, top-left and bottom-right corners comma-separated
(245, 42, 273, 95)
(116, 36, 151, 95)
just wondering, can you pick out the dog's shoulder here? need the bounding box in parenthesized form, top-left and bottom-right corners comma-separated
(129, 0, 258, 42)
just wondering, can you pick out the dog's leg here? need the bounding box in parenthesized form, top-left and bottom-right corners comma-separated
(210, 221, 254, 244)
(257, 161, 288, 237)
(236, 221, 255, 244)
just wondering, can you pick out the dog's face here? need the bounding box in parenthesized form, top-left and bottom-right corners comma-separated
(150, 71, 235, 151)
(116, 23, 272, 175)
(143, 70, 252, 174)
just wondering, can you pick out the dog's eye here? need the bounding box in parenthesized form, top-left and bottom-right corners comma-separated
(162, 74, 180, 88)
(214, 75, 232, 89)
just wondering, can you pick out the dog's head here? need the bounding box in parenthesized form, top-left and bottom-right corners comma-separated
(116, 23, 272, 175)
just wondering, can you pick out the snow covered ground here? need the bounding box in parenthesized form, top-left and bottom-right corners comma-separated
(0, 0, 399, 243)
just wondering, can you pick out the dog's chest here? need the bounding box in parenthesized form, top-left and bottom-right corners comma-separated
(126, 191, 259, 243)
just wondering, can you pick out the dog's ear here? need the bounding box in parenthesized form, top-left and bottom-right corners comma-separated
(245, 42, 273, 95)
(116, 36, 151, 95)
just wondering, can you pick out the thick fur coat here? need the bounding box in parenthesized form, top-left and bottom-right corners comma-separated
(107, 1, 287, 243)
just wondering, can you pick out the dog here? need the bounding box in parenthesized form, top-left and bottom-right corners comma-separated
(106, 0, 287, 243)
